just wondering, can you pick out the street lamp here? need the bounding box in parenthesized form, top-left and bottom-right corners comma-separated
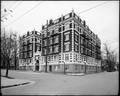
(84, 61, 86, 74)
(45, 20, 48, 73)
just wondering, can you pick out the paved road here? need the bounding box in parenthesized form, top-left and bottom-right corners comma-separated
(1, 70, 119, 95)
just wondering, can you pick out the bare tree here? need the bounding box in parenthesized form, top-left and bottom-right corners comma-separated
(102, 43, 117, 72)
(1, 29, 18, 77)
(12, 32, 19, 70)
(1, 30, 11, 77)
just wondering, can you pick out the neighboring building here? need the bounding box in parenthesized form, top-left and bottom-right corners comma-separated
(19, 29, 42, 71)
(41, 10, 101, 73)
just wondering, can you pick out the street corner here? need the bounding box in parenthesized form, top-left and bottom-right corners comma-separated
(1, 76, 35, 89)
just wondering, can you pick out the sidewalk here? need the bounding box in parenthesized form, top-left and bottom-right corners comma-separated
(66, 73, 85, 76)
(1, 76, 35, 88)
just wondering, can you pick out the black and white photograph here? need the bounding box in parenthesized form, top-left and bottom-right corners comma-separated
(1, 0, 119, 95)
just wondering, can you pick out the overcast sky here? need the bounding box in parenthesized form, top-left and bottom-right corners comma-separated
(1, 1, 119, 59)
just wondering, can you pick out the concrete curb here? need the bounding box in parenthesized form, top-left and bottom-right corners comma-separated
(66, 73, 85, 76)
(1, 82, 30, 88)
(1, 76, 35, 89)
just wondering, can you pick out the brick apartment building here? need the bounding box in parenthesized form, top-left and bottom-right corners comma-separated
(41, 10, 101, 73)
(19, 29, 42, 71)
(19, 10, 101, 73)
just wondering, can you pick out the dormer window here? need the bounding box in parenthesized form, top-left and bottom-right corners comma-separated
(69, 12, 72, 17)
(27, 31, 29, 36)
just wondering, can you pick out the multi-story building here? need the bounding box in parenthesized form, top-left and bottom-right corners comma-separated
(19, 29, 42, 71)
(41, 10, 101, 73)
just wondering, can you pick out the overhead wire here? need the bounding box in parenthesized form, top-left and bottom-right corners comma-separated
(6, 1, 108, 27)
(8, 1, 18, 10)
(78, 1, 109, 15)
(11, 1, 23, 11)
(6, 1, 44, 27)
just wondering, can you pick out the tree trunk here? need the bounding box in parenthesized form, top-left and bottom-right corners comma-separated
(6, 58, 10, 77)
(15, 53, 17, 70)
(45, 55, 47, 72)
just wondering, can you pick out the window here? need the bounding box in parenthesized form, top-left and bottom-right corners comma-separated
(54, 27, 58, 34)
(54, 55, 57, 61)
(59, 55, 61, 60)
(75, 24, 78, 30)
(59, 26, 61, 32)
(59, 18, 61, 22)
(35, 44, 37, 52)
(44, 49, 46, 55)
(76, 54, 77, 61)
(75, 65, 79, 70)
(39, 46, 41, 51)
(65, 33, 69, 41)
(70, 53, 72, 59)
(63, 26, 65, 31)
(81, 65, 84, 70)
(55, 36, 59, 43)
(27, 40, 30, 44)
(74, 24, 75, 28)
(81, 46, 84, 54)
(75, 43, 78, 51)
(27, 52, 29, 57)
(43, 40, 47, 46)
(65, 43, 70, 51)
(24, 53, 27, 58)
(52, 30, 54, 34)
(65, 65, 69, 70)
(75, 33, 78, 41)
(27, 31, 29, 36)
(37, 46, 39, 51)
(69, 23, 72, 28)
(50, 38, 52, 44)
(47, 31, 50, 37)
(25, 47, 27, 51)
(65, 54, 69, 61)
(70, 13, 72, 17)
(78, 27, 79, 31)
(35, 38, 37, 42)
(62, 54, 64, 60)
(47, 56, 50, 62)
(35, 31, 37, 34)
(30, 45, 32, 50)
(63, 16, 65, 20)
(81, 37, 83, 44)
(80, 28, 81, 33)
(54, 45, 59, 53)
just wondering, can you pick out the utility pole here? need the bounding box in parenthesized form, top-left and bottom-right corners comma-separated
(96, 64, 97, 73)
(45, 20, 48, 72)
(84, 61, 86, 74)
(63, 61, 66, 74)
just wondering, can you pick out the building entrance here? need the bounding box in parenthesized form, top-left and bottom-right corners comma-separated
(35, 60, 39, 71)
(49, 65, 52, 72)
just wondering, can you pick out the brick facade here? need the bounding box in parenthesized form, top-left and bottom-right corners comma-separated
(41, 10, 101, 73)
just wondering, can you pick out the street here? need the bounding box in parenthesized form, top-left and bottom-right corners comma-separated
(1, 70, 119, 95)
